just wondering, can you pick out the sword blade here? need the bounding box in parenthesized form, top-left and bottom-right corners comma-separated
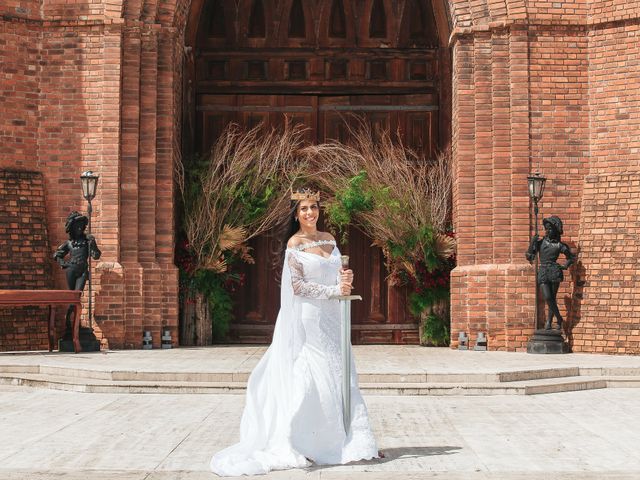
(341, 298, 351, 433)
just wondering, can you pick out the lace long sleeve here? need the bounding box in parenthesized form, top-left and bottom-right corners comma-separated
(288, 252, 341, 299)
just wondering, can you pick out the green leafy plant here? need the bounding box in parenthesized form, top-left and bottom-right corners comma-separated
(325, 170, 374, 240)
(420, 311, 450, 347)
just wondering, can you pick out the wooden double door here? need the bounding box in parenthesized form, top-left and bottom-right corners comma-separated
(197, 92, 438, 343)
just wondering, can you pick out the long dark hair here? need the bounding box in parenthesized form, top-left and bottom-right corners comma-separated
(271, 197, 321, 275)
(271, 200, 301, 274)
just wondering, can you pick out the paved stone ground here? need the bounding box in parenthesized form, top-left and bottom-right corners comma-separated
(1, 383, 639, 479)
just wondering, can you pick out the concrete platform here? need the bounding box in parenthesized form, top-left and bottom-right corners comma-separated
(1, 385, 639, 479)
(1, 347, 640, 479)
(1, 346, 640, 395)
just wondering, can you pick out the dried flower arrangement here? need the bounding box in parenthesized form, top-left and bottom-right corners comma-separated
(176, 121, 455, 345)
(304, 124, 455, 345)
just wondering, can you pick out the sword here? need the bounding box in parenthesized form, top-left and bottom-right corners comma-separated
(338, 255, 361, 434)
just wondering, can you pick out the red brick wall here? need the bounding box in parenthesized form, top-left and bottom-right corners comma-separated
(0, 19, 40, 171)
(588, 21, 640, 172)
(528, 24, 589, 335)
(0, 0, 40, 18)
(589, 0, 640, 23)
(2, 0, 639, 353)
(572, 7, 640, 354)
(576, 173, 640, 354)
(0, 171, 53, 351)
(450, 0, 640, 353)
(0, 1, 179, 350)
(450, 24, 535, 351)
(41, 0, 104, 21)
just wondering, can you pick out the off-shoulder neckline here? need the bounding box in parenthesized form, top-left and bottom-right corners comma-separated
(288, 238, 336, 252)
(286, 239, 337, 259)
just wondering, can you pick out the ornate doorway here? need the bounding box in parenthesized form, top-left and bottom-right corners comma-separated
(186, 0, 450, 344)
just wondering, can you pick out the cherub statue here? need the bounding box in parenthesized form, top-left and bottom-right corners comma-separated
(526, 215, 576, 331)
(53, 211, 101, 331)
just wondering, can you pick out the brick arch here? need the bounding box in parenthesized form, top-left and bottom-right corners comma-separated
(448, 0, 527, 30)
(180, 0, 454, 48)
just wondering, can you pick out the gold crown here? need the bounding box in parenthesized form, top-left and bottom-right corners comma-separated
(290, 187, 320, 201)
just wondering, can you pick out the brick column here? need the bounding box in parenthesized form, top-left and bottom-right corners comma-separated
(93, 20, 180, 349)
(450, 25, 536, 351)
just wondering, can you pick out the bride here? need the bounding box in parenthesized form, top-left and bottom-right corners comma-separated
(210, 188, 379, 476)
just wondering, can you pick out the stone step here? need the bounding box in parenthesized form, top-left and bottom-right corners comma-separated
(360, 376, 617, 396)
(1, 371, 638, 396)
(579, 367, 640, 376)
(0, 373, 248, 394)
(7, 364, 638, 384)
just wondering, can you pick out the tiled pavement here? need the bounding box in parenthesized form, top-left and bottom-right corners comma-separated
(1, 347, 639, 479)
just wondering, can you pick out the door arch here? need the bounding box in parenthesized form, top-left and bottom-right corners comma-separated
(182, 0, 451, 344)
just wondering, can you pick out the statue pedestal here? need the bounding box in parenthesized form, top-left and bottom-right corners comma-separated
(59, 327, 100, 352)
(527, 329, 565, 354)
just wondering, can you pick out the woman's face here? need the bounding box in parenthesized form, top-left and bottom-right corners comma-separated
(297, 199, 319, 229)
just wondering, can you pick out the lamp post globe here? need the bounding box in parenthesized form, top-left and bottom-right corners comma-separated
(527, 172, 546, 204)
(527, 172, 546, 236)
(80, 170, 99, 202)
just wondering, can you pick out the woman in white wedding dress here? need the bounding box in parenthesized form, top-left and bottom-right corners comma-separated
(210, 189, 379, 476)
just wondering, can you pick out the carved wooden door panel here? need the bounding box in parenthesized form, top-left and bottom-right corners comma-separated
(197, 94, 436, 343)
(190, 0, 446, 344)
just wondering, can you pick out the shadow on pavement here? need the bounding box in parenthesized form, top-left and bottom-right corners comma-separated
(305, 445, 462, 471)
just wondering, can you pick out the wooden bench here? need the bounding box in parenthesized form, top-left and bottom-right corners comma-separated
(0, 290, 82, 353)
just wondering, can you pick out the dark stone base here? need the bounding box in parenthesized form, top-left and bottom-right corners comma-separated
(527, 329, 565, 354)
(58, 327, 101, 352)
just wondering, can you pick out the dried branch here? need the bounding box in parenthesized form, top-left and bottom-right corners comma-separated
(177, 121, 308, 271)
(305, 121, 454, 279)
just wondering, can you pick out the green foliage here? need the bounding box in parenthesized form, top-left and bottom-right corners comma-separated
(408, 286, 449, 317)
(325, 171, 407, 242)
(419, 228, 441, 272)
(420, 311, 450, 347)
(387, 225, 440, 271)
(226, 173, 277, 226)
(325, 171, 374, 238)
(325, 168, 454, 347)
(181, 153, 210, 213)
(178, 154, 278, 342)
(180, 268, 237, 341)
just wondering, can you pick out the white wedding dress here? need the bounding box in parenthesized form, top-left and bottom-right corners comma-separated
(210, 239, 378, 476)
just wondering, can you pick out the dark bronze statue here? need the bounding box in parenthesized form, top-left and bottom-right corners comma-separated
(53, 211, 101, 331)
(526, 216, 576, 331)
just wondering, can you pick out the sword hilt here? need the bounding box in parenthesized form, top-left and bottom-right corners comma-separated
(337, 295, 362, 301)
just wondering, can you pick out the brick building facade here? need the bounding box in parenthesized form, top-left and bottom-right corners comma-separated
(1, 0, 638, 353)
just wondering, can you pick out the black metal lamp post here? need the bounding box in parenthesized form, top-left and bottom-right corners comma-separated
(80, 170, 99, 330)
(527, 172, 546, 329)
